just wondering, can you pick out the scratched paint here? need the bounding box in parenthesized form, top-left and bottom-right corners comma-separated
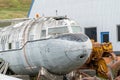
(0, 17, 92, 76)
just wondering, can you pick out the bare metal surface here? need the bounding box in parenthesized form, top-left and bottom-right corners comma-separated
(0, 17, 92, 76)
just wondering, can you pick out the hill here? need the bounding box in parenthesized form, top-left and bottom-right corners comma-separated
(0, 0, 32, 19)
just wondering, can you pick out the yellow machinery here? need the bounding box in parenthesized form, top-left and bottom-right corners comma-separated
(85, 40, 115, 79)
(67, 40, 120, 80)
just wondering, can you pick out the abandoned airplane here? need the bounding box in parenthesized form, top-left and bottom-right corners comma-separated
(0, 17, 92, 77)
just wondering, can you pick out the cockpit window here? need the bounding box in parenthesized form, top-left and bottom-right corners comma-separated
(55, 33, 88, 42)
(48, 26, 68, 35)
(71, 26, 81, 33)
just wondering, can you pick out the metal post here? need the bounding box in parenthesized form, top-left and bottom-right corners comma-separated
(3, 63, 9, 74)
(37, 68, 41, 80)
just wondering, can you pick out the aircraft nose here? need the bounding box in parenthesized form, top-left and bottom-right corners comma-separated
(55, 33, 92, 64)
(65, 45, 91, 64)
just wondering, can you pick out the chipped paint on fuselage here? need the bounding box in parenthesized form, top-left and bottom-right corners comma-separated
(0, 17, 92, 75)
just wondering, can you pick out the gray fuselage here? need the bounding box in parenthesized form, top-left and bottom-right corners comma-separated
(0, 17, 92, 75)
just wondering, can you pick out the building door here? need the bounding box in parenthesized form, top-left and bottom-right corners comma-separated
(101, 32, 109, 43)
(85, 27, 97, 41)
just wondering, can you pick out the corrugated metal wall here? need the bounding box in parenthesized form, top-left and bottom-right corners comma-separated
(29, 0, 120, 51)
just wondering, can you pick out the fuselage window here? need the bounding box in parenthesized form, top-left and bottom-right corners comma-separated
(48, 26, 69, 35)
(2, 43, 5, 51)
(29, 35, 34, 40)
(8, 43, 12, 49)
(41, 30, 46, 37)
(71, 26, 81, 33)
(1, 40, 5, 51)
(16, 42, 19, 49)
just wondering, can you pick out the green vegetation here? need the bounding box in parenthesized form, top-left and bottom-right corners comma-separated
(0, 0, 31, 19)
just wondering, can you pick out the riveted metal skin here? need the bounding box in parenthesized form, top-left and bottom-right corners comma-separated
(0, 17, 92, 75)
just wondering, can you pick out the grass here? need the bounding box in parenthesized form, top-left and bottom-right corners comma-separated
(0, 9, 29, 19)
(0, 0, 31, 19)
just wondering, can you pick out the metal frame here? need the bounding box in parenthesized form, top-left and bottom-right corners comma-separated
(101, 32, 109, 43)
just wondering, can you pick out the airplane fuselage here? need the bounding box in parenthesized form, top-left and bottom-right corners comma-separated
(0, 17, 92, 75)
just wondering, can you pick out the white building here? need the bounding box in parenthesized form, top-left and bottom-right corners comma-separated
(28, 0, 120, 54)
